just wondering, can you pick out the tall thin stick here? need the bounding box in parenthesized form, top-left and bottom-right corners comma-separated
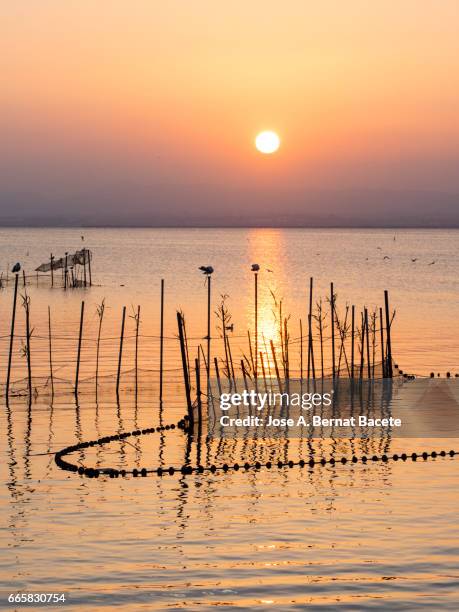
(260, 351, 268, 394)
(254, 271, 258, 379)
(87, 249, 92, 286)
(214, 357, 222, 396)
(365, 308, 371, 379)
(379, 307, 385, 378)
(95, 299, 105, 389)
(64, 252, 68, 290)
(83, 249, 87, 287)
(351, 305, 355, 379)
(75, 301, 85, 395)
(299, 319, 303, 382)
(206, 275, 211, 394)
(177, 312, 193, 425)
(384, 290, 393, 378)
(135, 305, 140, 397)
(195, 357, 202, 431)
(359, 312, 365, 379)
(6, 273, 19, 400)
(47, 306, 54, 396)
(308, 314, 316, 379)
(116, 306, 126, 397)
(241, 359, 249, 390)
(23, 294, 32, 399)
(270, 340, 283, 393)
(160, 279, 165, 403)
(226, 335, 237, 392)
(50, 254, 54, 288)
(330, 282, 335, 378)
(307, 277, 313, 378)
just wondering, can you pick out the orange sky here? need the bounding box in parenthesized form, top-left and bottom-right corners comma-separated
(1, 1, 459, 225)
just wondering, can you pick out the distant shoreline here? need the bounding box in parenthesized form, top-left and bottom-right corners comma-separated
(0, 224, 458, 230)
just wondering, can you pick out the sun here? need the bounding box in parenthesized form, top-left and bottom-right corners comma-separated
(255, 131, 280, 154)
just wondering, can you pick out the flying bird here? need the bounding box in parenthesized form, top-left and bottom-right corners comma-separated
(225, 324, 234, 332)
(12, 262, 21, 273)
(199, 265, 214, 275)
(81, 235, 85, 241)
(251, 263, 260, 272)
(266, 268, 273, 273)
(383, 256, 391, 260)
(428, 260, 436, 265)
(411, 258, 418, 262)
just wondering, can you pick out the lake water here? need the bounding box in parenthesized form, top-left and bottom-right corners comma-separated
(1, 228, 458, 610)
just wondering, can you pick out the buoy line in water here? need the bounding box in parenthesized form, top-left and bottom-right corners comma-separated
(54, 416, 458, 479)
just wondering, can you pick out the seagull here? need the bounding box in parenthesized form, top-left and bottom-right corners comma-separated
(411, 258, 418, 262)
(266, 268, 273, 273)
(199, 265, 214, 275)
(251, 263, 260, 272)
(81, 235, 85, 241)
(225, 324, 234, 332)
(428, 260, 436, 265)
(12, 262, 21, 273)
(377, 246, 382, 250)
(383, 256, 391, 260)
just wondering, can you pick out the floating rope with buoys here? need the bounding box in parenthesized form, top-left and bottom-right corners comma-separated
(54, 415, 458, 479)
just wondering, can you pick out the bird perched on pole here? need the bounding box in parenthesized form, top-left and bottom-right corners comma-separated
(199, 265, 214, 275)
(251, 263, 260, 272)
(12, 262, 21, 273)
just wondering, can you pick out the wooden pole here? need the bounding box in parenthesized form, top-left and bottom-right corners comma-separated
(87, 250, 92, 286)
(384, 290, 393, 378)
(299, 319, 303, 382)
(318, 301, 324, 378)
(359, 312, 365, 379)
(365, 308, 371, 379)
(160, 279, 164, 403)
(308, 313, 316, 379)
(177, 312, 193, 426)
(371, 311, 376, 378)
(22, 269, 26, 288)
(206, 274, 211, 393)
(284, 318, 290, 382)
(50, 254, 54, 288)
(214, 357, 222, 396)
(254, 271, 258, 379)
(135, 305, 140, 397)
(48, 306, 54, 396)
(270, 340, 283, 393)
(241, 359, 249, 391)
(116, 306, 126, 397)
(260, 351, 268, 394)
(23, 295, 32, 399)
(307, 277, 313, 378)
(75, 301, 85, 396)
(83, 249, 87, 287)
(379, 307, 385, 378)
(351, 305, 355, 379)
(247, 330, 255, 376)
(95, 299, 105, 389)
(226, 335, 237, 392)
(330, 282, 335, 378)
(64, 253, 68, 290)
(195, 357, 202, 430)
(5, 273, 19, 400)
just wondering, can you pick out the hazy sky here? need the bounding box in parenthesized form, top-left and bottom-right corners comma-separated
(1, 1, 459, 226)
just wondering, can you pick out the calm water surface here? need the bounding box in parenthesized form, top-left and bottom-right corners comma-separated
(1, 228, 458, 610)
